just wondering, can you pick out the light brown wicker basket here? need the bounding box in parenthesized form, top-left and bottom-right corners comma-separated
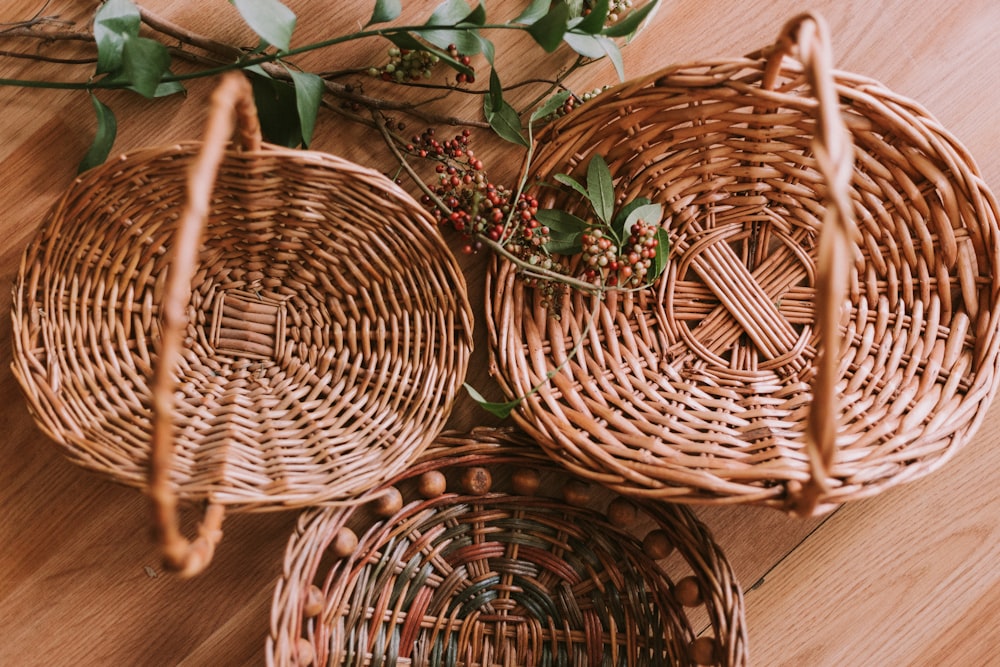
(10, 73, 473, 575)
(268, 427, 747, 667)
(487, 13, 1000, 515)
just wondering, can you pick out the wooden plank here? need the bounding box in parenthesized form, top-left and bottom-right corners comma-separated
(2, 0, 1000, 665)
(743, 421, 1000, 665)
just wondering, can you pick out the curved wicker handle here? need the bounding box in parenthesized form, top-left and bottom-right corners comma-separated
(761, 14, 858, 515)
(150, 73, 262, 576)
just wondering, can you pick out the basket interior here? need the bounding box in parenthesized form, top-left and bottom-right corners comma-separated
(13, 144, 472, 507)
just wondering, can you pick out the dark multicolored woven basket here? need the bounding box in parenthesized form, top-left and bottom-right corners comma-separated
(268, 427, 747, 666)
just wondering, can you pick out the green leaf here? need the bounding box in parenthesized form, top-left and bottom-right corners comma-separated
(463, 383, 521, 419)
(619, 202, 662, 242)
(586, 155, 615, 224)
(384, 32, 426, 51)
(287, 69, 324, 147)
(367, 0, 402, 25)
(514, 0, 551, 24)
(120, 36, 171, 98)
(485, 100, 528, 147)
(575, 0, 609, 33)
(602, 0, 659, 37)
(537, 208, 587, 254)
(488, 68, 503, 113)
(463, 2, 487, 26)
(613, 196, 651, 227)
(595, 34, 625, 80)
(530, 89, 572, 123)
(249, 72, 302, 147)
(562, 31, 604, 58)
(650, 225, 671, 281)
(231, 0, 296, 52)
(553, 172, 589, 200)
(244, 63, 271, 78)
(483, 77, 528, 147)
(544, 232, 583, 255)
(93, 0, 140, 74)
(150, 78, 186, 98)
(527, 1, 570, 52)
(420, 28, 484, 56)
(537, 208, 588, 233)
(78, 94, 117, 173)
(426, 0, 476, 25)
(477, 35, 495, 65)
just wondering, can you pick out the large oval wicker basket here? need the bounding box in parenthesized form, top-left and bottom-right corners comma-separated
(486, 13, 1000, 515)
(10, 73, 473, 575)
(268, 427, 747, 667)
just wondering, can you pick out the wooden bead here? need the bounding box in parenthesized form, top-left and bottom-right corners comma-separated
(606, 497, 638, 526)
(511, 467, 541, 495)
(330, 527, 358, 558)
(296, 637, 316, 666)
(370, 486, 403, 517)
(642, 529, 674, 559)
(688, 636, 718, 665)
(562, 479, 590, 506)
(460, 467, 492, 495)
(303, 585, 324, 618)
(417, 470, 447, 498)
(675, 575, 703, 607)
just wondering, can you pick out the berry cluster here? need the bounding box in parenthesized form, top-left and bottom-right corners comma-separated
(367, 44, 475, 84)
(367, 47, 439, 82)
(446, 44, 476, 85)
(581, 219, 659, 287)
(541, 86, 609, 121)
(583, 0, 635, 25)
(409, 129, 556, 270)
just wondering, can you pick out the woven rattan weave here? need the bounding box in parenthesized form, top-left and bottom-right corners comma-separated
(487, 13, 1000, 515)
(268, 427, 747, 666)
(11, 74, 473, 575)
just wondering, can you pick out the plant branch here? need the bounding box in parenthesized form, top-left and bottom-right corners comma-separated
(138, 6, 243, 61)
(0, 26, 91, 42)
(138, 7, 490, 128)
(517, 56, 588, 115)
(0, 48, 94, 64)
(373, 108, 604, 296)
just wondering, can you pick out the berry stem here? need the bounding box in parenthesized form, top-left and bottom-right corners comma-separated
(375, 111, 605, 297)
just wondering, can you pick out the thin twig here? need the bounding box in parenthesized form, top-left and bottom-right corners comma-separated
(140, 6, 492, 128)
(0, 26, 90, 41)
(0, 48, 93, 64)
(138, 7, 243, 61)
(517, 56, 589, 115)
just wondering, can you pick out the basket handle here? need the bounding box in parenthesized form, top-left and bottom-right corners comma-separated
(149, 72, 262, 576)
(759, 14, 858, 515)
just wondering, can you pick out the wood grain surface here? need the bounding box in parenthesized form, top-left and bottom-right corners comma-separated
(1, 1, 999, 665)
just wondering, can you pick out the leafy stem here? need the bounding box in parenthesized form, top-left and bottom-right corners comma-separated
(373, 108, 605, 296)
(1, 0, 659, 170)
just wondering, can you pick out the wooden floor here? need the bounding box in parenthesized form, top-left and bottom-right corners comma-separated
(2, 0, 1000, 665)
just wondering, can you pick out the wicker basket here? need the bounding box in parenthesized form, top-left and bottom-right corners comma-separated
(268, 427, 747, 666)
(486, 13, 1000, 515)
(10, 73, 473, 575)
